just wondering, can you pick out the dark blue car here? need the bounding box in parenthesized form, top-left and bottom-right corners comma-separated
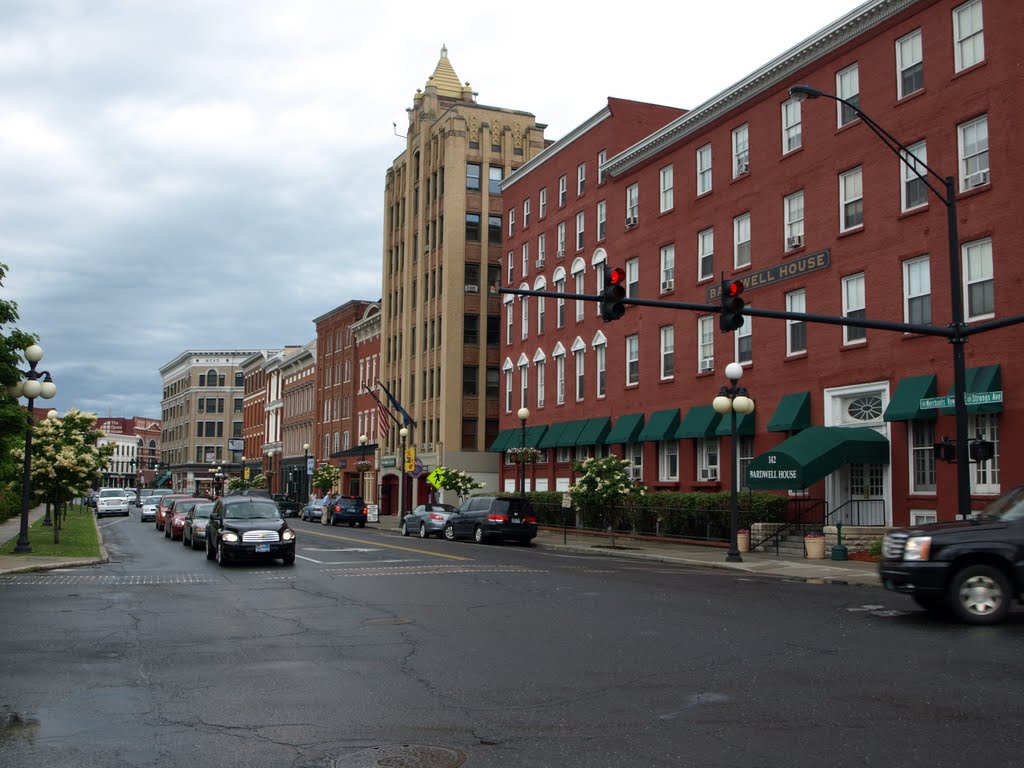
(327, 495, 367, 527)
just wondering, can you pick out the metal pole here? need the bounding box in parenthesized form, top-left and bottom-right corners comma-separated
(946, 178, 971, 520)
(398, 435, 405, 523)
(519, 417, 527, 497)
(15, 394, 35, 553)
(726, 403, 742, 563)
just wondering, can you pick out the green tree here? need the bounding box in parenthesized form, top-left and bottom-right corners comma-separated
(17, 410, 113, 542)
(248, 472, 269, 490)
(569, 455, 647, 547)
(433, 466, 484, 501)
(311, 464, 339, 496)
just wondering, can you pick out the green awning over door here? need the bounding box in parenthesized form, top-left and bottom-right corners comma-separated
(883, 375, 937, 421)
(940, 364, 1002, 415)
(576, 417, 612, 446)
(675, 405, 722, 439)
(638, 409, 680, 442)
(489, 429, 518, 452)
(605, 413, 644, 444)
(556, 419, 590, 447)
(538, 422, 568, 449)
(745, 426, 890, 490)
(715, 411, 755, 437)
(767, 391, 811, 432)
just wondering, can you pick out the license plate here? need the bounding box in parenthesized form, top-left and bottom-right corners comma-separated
(511, 518, 521, 524)
(255, 544, 270, 553)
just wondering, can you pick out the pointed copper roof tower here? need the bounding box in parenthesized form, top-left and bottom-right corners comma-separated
(426, 45, 464, 99)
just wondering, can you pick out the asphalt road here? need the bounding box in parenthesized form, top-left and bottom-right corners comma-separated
(0, 510, 1021, 768)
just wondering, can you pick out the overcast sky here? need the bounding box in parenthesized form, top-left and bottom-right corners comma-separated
(1, 0, 863, 419)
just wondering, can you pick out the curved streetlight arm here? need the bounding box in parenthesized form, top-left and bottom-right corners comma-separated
(789, 85, 949, 203)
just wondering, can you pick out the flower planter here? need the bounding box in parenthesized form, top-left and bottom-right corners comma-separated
(805, 535, 826, 559)
(737, 530, 750, 553)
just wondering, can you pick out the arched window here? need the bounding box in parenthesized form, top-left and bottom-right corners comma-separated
(207, 369, 218, 387)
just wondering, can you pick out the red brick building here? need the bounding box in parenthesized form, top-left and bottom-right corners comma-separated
(499, 0, 1020, 527)
(280, 341, 316, 501)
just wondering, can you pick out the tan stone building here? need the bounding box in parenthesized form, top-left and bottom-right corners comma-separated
(280, 340, 317, 501)
(380, 47, 548, 509)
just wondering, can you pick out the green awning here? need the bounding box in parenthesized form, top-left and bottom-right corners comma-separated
(605, 413, 644, 444)
(522, 425, 548, 449)
(489, 429, 518, 452)
(941, 364, 1002, 415)
(767, 391, 811, 432)
(576, 417, 611, 446)
(715, 411, 755, 437)
(676, 405, 722, 438)
(155, 471, 173, 486)
(745, 426, 890, 490)
(556, 419, 589, 447)
(638, 409, 680, 442)
(883, 375, 937, 422)
(538, 421, 568, 449)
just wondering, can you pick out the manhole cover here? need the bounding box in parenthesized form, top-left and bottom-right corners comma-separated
(332, 744, 466, 768)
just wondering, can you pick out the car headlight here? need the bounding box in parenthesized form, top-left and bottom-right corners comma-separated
(281, 529, 295, 541)
(222, 532, 239, 543)
(903, 536, 932, 561)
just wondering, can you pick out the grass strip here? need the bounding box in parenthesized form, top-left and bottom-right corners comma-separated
(0, 505, 102, 557)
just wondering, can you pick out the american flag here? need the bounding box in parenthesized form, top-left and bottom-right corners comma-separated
(377, 395, 391, 441)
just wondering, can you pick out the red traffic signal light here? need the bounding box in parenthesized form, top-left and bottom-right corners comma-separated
(601, 266, 627, 322)
(720, 279, 745, 332)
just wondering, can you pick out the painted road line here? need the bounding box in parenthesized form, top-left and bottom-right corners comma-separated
(299, 528, 473, 561)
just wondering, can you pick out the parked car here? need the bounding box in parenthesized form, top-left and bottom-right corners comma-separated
(205, 496, 296, 567)
(401, 503, 459, 539)
(86, 489, 98, 508)
(140, 489, 174, 522)
(95, 488, 131, 518)
(301, 502, 326, 522)
(272, 494, 302, 518)
(443, 496, 537, 546)
(183, 501, 215, 550)
(326, 495, 367, 527)
(155, 494, 191, 531)
(165, 497, 204, 541)
(880, 484, 1024, 625)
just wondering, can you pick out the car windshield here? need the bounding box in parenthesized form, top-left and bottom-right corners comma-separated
(976, 486, 1024, 521)
(337, 499, 362, 509)
(225, 502, 282, 520)
(193, 503, 215, 518)
(99, 490, 123, 498)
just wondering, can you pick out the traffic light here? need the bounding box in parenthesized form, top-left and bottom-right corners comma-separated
(720, 279, 745, 332)
(129, 459, 136, 468)
(600, 266, 627, 322)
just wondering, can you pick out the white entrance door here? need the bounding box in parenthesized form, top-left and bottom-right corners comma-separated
(833, 463, 888, 525)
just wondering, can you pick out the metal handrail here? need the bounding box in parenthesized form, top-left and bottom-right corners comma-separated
(826, 498, 887, 527)
(750, 498, 827, 554)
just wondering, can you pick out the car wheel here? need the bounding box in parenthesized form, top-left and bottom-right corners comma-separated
(419, 523, 428, 539)
(358, 521, 366, 528)
(206, 538, 216, 561)
(948, 564, 1011, 625)
(282, 552, 295, 566)
(182, 533, 189, 547)
(400, 521, 409, 536)
(517, 538, 533, 547)
(216, 540, 229, 567)
(164, 525, 170, 538)
(473, 526, 486, 544)
(444, 524, 456, 542)
(349, 521, 356, 527)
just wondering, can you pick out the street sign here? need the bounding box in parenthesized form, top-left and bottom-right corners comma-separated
(404, 447, 416, 473)
(561, 493, 572, 509)
(366, 504, 379, 523)
(228, 438, 244, 452)
(382, 457, 396, 468)
(306, 457, 315, 475)
(920, 390, 1003, 409)
(427, 468, 446, 489)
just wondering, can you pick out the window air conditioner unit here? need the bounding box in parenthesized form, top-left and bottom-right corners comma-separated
(699, 468, 718, 481)
(628, 466, 642, 481)
(464, 284, 479, 293)
(535, 258, 545, 269)
(661, 278, 674, 292)
(736, 162, 749, 174)
(699, 359, 714, 373)
(625, 215, 638, 228)
(966, 170, 989, 188)
(421, 442, 432, 451)
(787, 235, 804, 249)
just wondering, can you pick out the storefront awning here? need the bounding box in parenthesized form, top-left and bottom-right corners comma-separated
(155, 471, 172, 486)
(883, 375, 937, 422)
(675, 405, 722, 439)
(715, 411, 755, 437)
(940, 364, 1002, 415)
(576, 417, 611, 446)
(605, 413, 644, 444)
(638, 409, 680, 442)
(538, 421, 569, 449)
(489, 429, 518, 452)
(556, 419, 589, 447)
(767, 391, 811, 432)
(522, 425, 548, 449)
(745, 426, 890, 490)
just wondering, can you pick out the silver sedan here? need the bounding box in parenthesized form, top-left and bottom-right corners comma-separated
(400, 503, 459, 539)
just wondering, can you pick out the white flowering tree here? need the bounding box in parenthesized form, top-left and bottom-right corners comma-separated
(569, 455, 647, 547)
(310, 464, 339, 496)
(433, 466, 484, 502)
(17, 409, 112, 542)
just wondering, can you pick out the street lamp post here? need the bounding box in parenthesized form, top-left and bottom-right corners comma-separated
(240, 456, 247, 490)
(302, 443, 310, 501)
(8, 344, 58, 554)
(398, 427, 409, 522)
(358, 434, 368, 499)
(712, 362, 755, 563)
(43, 409, 59, 526)
(517, 407, 530, 497)
(790, 84, 971, 521)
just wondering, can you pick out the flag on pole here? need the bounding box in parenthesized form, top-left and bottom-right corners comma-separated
(363, 386, 394, 441)
(378, 380, 415, 427)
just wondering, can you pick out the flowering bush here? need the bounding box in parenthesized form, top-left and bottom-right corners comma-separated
(569, 456, 647, 542)
(433, 466, 484, 501)
(506, 446, 542, 464)
(805, 531, 824, 538)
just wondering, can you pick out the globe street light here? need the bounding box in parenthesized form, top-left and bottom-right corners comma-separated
(713, 362, 755, 563)
(790, 83, 972, 521)
(240, 455, 248, 490)
(517, 407, 531, 497)
(398, 427, 409, 523)
(358, 434, 368, 499)
(10, 344, 58, 553)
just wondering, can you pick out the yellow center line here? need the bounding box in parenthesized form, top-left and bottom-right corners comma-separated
(299, 527, 473, 561)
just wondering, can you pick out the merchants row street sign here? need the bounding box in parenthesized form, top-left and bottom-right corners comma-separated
(920, 391, 1003, 409)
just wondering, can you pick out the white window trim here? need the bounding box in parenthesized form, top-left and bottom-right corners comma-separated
(835, 63, 860, 127)
(733, 213, 751, 268)
(962, 237, 994, 321)
(839, 166, 864, 233)
(957, 114, 989, 191)
(900, 141, 929, 213)
(903, 255, 931, 326)
(698, 228, 714, 282)
(626, 335, 639, 386)
(660, 165, 674, 212)
(731, 124, 749, 177)
(660, 325, 674, 380)
(896, 29, 924, 100)
(698, 315, 714, 373)
(842, 273, 867, 345)
(786, 289, 806, 356)
(953, 0, 985, 72)
(696, 144, 712, 195)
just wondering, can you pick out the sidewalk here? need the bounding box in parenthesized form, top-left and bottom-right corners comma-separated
(0, 505, 107, 575)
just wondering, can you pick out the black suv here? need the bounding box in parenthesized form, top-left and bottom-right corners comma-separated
(272, 494, 302, 518)
(326, 495, 367, 527)
(880, 484, 1024, 624)
(205, 496, 296, 567)
(442, 496, 537, 546)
